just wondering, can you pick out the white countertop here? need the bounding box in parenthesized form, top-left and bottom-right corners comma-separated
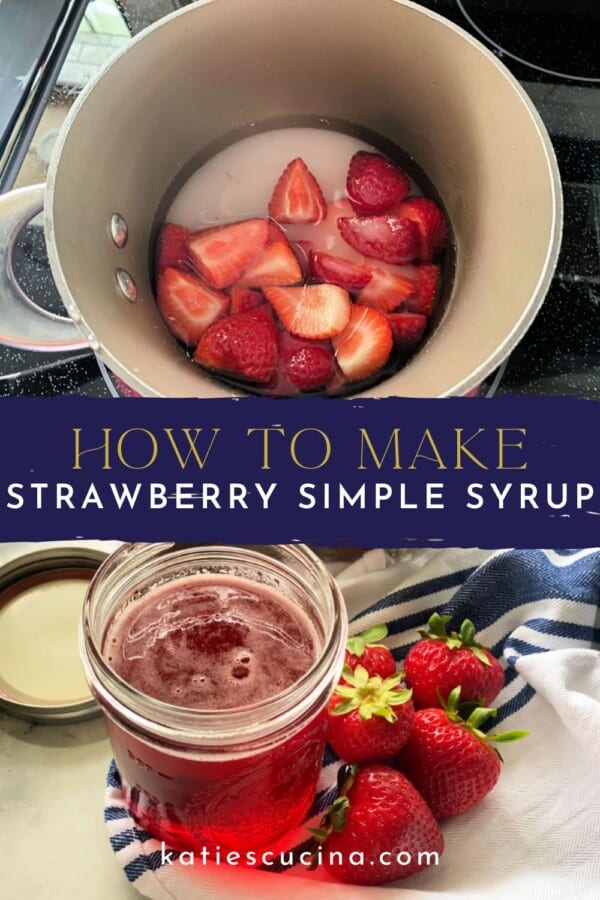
(0, 540, 136, 899)
(0, 710, 137, 900)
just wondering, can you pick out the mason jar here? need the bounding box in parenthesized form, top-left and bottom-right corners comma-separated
(81, 543, 347, 853)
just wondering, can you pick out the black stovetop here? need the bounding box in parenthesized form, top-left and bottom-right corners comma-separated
(0, 0, 598, 398)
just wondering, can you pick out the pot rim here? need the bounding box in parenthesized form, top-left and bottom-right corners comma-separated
(45, 0, 563, 399)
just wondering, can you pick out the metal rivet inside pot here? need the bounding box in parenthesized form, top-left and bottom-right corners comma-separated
(116, 268, 138, 302)
(110, 213, 128, 248)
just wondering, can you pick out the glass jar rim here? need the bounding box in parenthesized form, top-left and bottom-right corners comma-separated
(81, 543, 347, 752)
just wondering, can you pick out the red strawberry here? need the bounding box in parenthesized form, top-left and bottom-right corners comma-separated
(194, 308, 278, 383)
(269, 157, 327, 224)
(358, 266, 414, 312)
(338, 214, 419, 265)
(405, 263, 441, 314)
(387, 312, 427, 351)
(403, 613, 505, 709)
(281, 340, 336, 392)
(313, 764, 444, 885)
(157, 223, 189, 275)
(344, 623, 396, 679)
(230, 286, 263, 314)
(186, 218, 269, 289)
(309, 251, 372, 291)
(264, 284, 351, 340)
(346, 151, 410, 215)
(332, 305, 393, 382)
(327, 665, 414, 763)
(156, 267, 229, 346)
(396, 688, 528, 818)
(238, 239, 302, 287)
(266, 220, 287, 243)
(395, 197, 448, 262)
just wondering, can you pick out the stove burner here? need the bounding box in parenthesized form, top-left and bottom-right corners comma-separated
(456, 0, 600, 83)
(10, 214, 68, 320)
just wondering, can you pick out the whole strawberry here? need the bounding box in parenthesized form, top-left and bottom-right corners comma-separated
(404, 612, 504, 708)
(327, 665, 413, 763)
(313, 764, 444, 885)
(396, 687, 528, 818)
(344, 623, 396, 679)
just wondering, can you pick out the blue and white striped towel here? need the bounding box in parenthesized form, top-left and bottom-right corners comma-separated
(105, 548, 600, 900)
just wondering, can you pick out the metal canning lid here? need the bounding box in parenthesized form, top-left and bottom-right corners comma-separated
(0, 546, 108, 723)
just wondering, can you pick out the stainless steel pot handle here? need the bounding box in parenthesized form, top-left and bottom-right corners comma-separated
(0, 183, 87, 351)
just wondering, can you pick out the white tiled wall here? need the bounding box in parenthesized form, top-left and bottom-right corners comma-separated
(57, 0, 131, 87)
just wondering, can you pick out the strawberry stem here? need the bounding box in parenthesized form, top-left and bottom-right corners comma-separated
(308, 764, 357, 867)
(419, 612, 493, 666)
(439, 686, 529, 755)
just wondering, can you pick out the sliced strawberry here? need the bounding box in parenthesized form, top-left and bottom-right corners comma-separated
(358, 266, 414, 312)
(186, 218, 269, 289)
(346, 151, 410, 215)
(281, 337, 336, 391)
(332, 305, 393, 382)
(194, 308, 278, 384)
(395, 198, 448, 262)
(386, 312, 427, 351)
(285, 199, 363, 265)
(338, 215, 419, 265)
(269, 157, 327, 224)
(238, 240, 302, 287)
(309, 251, 372, 292)
(264, 284, 351, 340)
(157, 267, 230, 346)
(230, 286, 264, 314)
(157, 223, 190, 275)
(405, 264, 441, 315)
(266, 220, 287, 243)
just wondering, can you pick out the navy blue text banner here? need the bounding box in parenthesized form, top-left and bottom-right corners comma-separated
(0, 396, 597, 546)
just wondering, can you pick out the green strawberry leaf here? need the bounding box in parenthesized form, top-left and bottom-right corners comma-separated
(465, 706, 497, 730)
(490, 730, 530, 742)
(331, 698, 359, 716)
(459, 619, 476, 645)
(472, 646, 492, 666)
(346, 623, 388, 655)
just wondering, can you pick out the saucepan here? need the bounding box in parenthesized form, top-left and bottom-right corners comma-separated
(0, 0, 562, 397)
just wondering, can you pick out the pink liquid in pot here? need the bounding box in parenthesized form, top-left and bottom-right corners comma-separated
(102, 575, 326, 852)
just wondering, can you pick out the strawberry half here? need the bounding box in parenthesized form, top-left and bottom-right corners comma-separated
(157, 267, 230, 346)
(338, 214, 420, 265)
(157, 223, 189, 275)
(405, 263, 441, 314)
(194, 307, 278, 384)
(386, 312, 427, 351)
(346, 151, 410, 215)
(230, 286, 263, 314)
(280, 336, 336, 392)
(327, 665, 414, 763)
(268, 157, 327, 224)
(396, 688, 528, 818)
(332, 305, 393, 382)
(358, 266, 414, 312)
(238, 239, 302, 288)
(264, 284, 351, 340)
(186, 218, 269, 289)
(309, 251, 372, 291)
(395, 197, 448, 262)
